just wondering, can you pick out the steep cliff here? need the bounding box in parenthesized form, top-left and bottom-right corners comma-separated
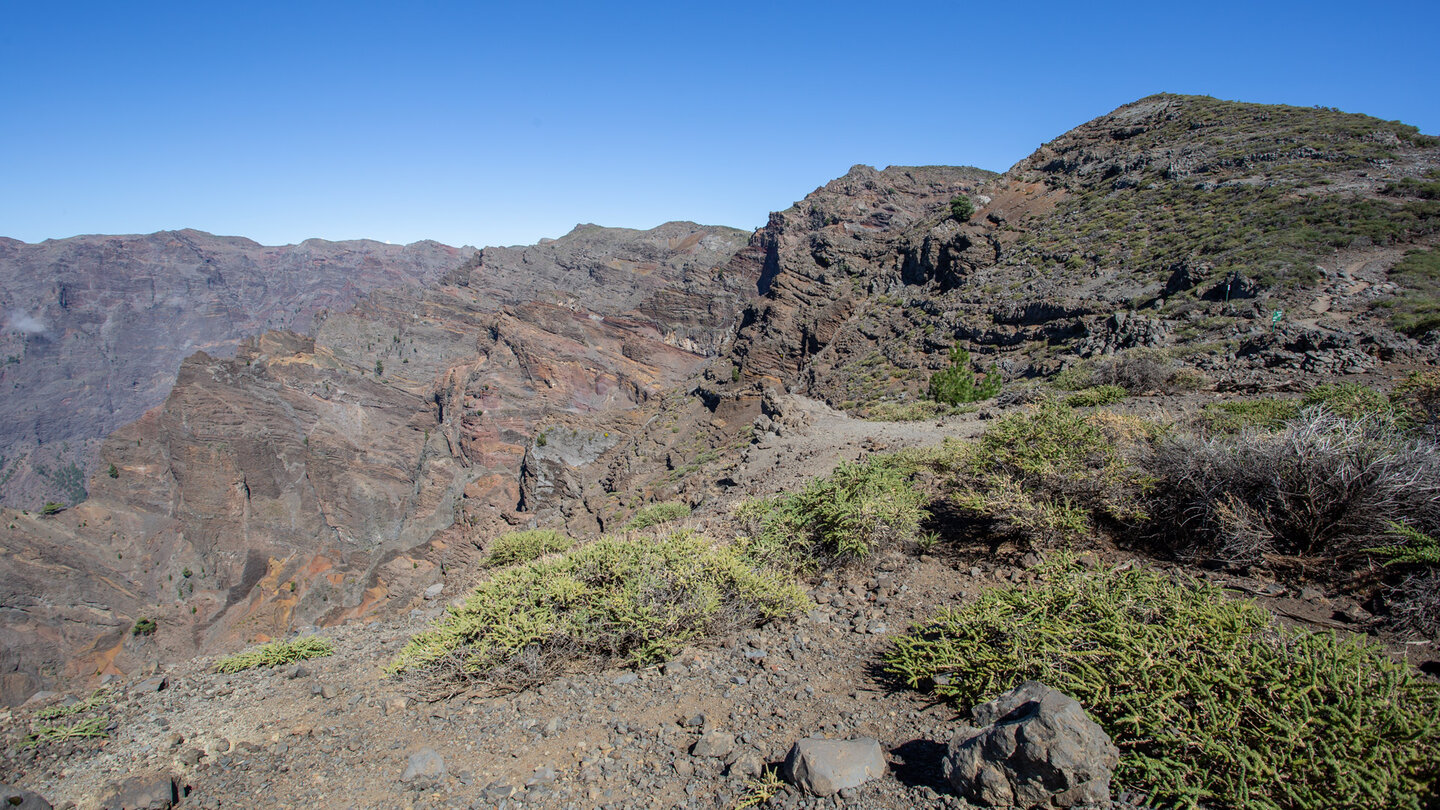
(0, 230, 474, 508)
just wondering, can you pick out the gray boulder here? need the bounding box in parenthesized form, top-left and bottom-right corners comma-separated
(944, 682, 1118, 808)
(98, 774, 178, 810)
(782, 737, 887, 797)
(0, 784, 52, 810)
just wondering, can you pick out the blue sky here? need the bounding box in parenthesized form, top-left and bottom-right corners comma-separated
(3, 1, 1437, 248)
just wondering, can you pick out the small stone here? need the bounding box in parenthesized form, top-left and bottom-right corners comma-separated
(525, 766, 556, 787)
(1339, 604, 1373, 624)
(384, 696, 410, 716)
(1019, 552, 1043, 570)
(319, 684, 338, 700)
(782, 737, 887, 797)
(423, 583, 444, 600)
(692, 730, 735, 758)
(178, 747, 205, 766)
(400, 748, 446, 783)
(1300, 586, 1324, 602)
(613, 673, 638, 685)
(673, 759, 694, 778)
(287, 664, 311, 680)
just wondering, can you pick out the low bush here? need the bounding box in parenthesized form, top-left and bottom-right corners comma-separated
(484, 529, 574, 567)
(736, 453, 928, 569)
(131, 617, 157, 636)
(1199, 398, 1300, 434)
(390, 531, 805, 692)
(1064, 384, 1128, 407)
(622, 501, 691, 531)
(214, 636, 335, 673)
(1143, 409, 1440, 564)
(1396, 369, 1440, 435)
(884, 561, 1440, 810)
(926, 402, 1149, 546)
(863, 400, 975, 422)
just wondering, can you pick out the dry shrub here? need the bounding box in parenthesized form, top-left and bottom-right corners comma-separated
(1143, 409, 1440, 564)
(1088, 351, 1174, 393)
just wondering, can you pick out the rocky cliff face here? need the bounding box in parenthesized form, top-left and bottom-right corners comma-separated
(729, 95, 1440, 410)
(0, 221, 752, 705)
(0, 230, 475, 509)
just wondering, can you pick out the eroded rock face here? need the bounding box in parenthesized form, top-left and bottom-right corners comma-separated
(943, 682, 1118, 809)
(0, 230, 474, 508)
(0, 222, 754, 704)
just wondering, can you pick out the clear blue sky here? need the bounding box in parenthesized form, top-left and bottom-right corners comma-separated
(4, 1, 1437, 248)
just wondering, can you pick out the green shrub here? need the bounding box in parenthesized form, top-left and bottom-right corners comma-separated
(131, 617, 157, 636)
(622, 501, 691, 531)
(949, 195, 975, 222)
(35, 690, 107, 720)
(40, 502, 64, 516)
(1302, 381, 1394, 422)
(885, 561, 1440, 810)
(928, 402, 1149, 545)
(107, 463, 119, 479)
(1200, 398, 1300, 433)
(736, 453, 929, 568)
(484, 529, 574, 567)
(214, 636, 335, 673)
(928, 344, 1001, 405)
(1064, 384, 1127, 407)
(24, 716, 109, 748)
(1367, 521, 1440, 567)
(390, 531, 805, 689)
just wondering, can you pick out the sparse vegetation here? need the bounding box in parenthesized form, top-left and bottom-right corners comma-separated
(622, 501, 691, 531)
(484, 529, 575, 567)
(391, 531, 805, 691)
(131, 617, 157, 636)
(214, 636, 335, 673)
(1378, 248, 1440, 337)
(885, 561, 1440, 810)
(40, 501, 64, 516)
